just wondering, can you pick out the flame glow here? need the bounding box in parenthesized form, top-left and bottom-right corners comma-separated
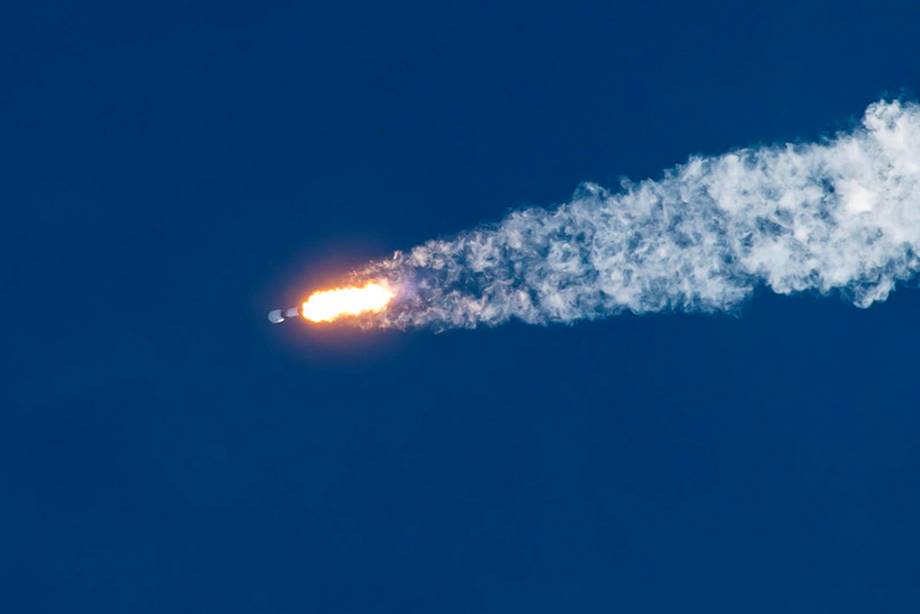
(301, 281, 395, 323)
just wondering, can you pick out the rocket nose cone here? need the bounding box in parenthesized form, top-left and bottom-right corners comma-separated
(267, 309, 285, 324)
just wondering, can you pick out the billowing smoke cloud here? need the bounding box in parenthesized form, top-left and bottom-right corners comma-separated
(355, 100, 920, 329)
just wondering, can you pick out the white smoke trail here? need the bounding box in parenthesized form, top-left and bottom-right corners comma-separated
(354, 100, 920, 329)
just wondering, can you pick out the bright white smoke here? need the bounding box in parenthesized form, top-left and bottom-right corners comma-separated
(355, 100, 920, 329)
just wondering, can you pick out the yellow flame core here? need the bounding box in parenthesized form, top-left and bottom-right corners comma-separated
(301, 282, 394, 323)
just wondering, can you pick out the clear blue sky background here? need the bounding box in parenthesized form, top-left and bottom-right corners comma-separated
(4, 1, 920, 612)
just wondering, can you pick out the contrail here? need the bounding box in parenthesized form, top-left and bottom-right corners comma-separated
(274, 100, 920, 330)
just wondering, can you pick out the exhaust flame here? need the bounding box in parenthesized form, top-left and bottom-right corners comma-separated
(301, 281, 395, 323)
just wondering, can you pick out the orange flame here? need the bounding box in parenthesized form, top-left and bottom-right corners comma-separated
(301, 281, 394, 323)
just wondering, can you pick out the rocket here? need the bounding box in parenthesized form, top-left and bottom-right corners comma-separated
(267, 281, 395, 325)
(267, 306, 301, 324)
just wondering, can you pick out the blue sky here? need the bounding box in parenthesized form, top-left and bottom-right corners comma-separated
(4, 1, 920, 612)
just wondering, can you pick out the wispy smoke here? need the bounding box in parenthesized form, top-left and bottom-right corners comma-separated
(357, 100, 920, 329)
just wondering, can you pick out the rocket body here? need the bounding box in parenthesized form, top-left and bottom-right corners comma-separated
(267, 306, 301, 324)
